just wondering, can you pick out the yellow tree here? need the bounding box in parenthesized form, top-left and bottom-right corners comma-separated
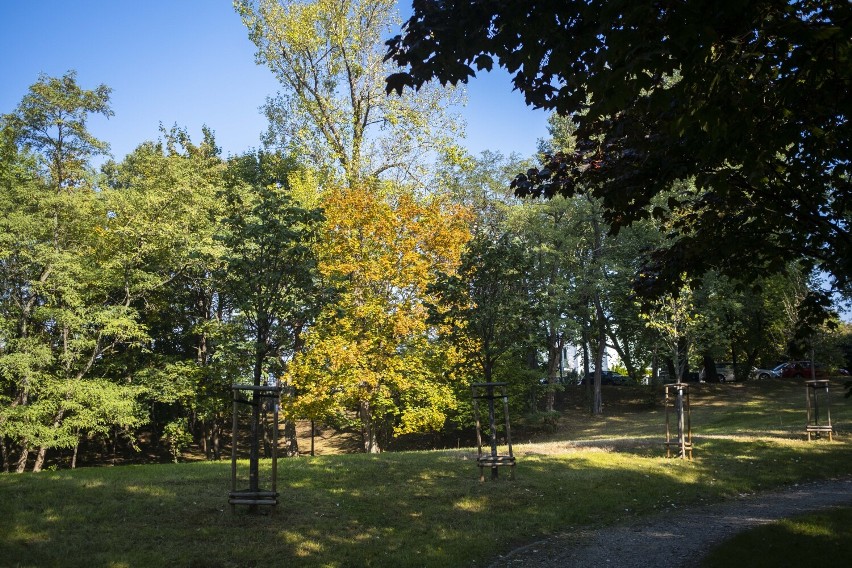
(287, 185, 471, 452)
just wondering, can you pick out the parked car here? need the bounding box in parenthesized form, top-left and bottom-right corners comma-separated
(699, 363, 735, 383)
(774, 361, 829, 379)
(750, 366, 778, 380)
(702, 363, 779, 382)
(771, 363, 787, 377)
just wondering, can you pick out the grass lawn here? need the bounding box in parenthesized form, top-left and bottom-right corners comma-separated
(1, 379, 849, 567)
(702, 507, 852, 568)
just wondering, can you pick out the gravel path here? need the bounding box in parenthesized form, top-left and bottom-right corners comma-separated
(489, 477, 852, 567)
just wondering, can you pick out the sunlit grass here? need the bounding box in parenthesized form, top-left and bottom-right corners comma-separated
(0, 380, 849, 567)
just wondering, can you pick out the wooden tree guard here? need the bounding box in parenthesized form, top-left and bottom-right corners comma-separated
(471, 382, 515, 481)
(664, 383, 693, 459)
(805, 380, 833, 441)
(230, 384, 281, 510)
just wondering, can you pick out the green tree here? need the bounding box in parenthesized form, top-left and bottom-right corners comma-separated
(643, 284, 703, 383)
(0, 121, 53, 471)
(530, 113, 661, 411)
(387, 1, 851, 308)
(4, 71, 112, 190)
(102, 126, 230, 462)
(506, 196, 584, 412)
(236, 0, 463, 188)
(0, 72, 146, 472)
(218, 151, 325, 470)
(428, 233, 533, 393)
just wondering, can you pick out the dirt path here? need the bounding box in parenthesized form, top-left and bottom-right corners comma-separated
(489, 477, 852, 567)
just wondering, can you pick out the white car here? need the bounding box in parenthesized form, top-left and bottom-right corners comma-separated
(700, 364, 777, 382)
(750, 366, 778, 380)
(699, 363, 735, 382)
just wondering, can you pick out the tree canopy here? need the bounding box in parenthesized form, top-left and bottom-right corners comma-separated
(386, 0, 851, 302)
(3, 8, 851, 469)
(237, 0, 462, 188)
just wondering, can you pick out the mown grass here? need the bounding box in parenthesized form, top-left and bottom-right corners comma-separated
(702, 507, 852, 568)
(0, 379, 849, 567)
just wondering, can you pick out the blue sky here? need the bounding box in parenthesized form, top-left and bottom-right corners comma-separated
(0, 1, 550, 163)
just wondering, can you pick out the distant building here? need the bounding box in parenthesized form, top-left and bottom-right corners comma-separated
(560, 343, 616, 375)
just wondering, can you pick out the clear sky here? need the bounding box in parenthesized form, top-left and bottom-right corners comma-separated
(0, 1, 550, 163)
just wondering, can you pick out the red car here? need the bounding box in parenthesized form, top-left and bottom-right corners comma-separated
(776, 361, 828, 379)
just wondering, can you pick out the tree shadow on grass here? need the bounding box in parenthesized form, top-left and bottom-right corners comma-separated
(701, 507, 852, 568)
(1, 437, 851, 567)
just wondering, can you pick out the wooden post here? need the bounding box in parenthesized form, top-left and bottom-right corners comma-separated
(231, 389, 238, 513)
(502, 387, 514, 480)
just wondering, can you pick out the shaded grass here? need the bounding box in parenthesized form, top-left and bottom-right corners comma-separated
(1, 379, 850, 567)
(1, 437, 850, 567)
(701, 507, 852, 568)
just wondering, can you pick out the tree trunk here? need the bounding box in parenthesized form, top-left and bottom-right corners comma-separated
(666, 357, 677, 382)
(33, 446, 48, 473)
(651, 347, 659, 385)
(581, 322, 591, 393)
(730, 342, 739, 381)
(249, 345, 266, 494)
(593, 292, 606, 415)
(607, 331, 637, 382)
(71, 442, 79, 469)
(526, 346, 539, 411)
(702, 354, 717, 383)
(746, 348, 758, 369)
(212, 421, 221, 460)
(279, 385, 299, 457)
(202, 419, 223, 460)
(593, 334, 605, 415)
(677, 336, 689, 381)
(359, 400, 380, 453)
(283, 419, 299, 457)
(15, 444, 29, 473)
(1, 437, 9, 473)
(35, 409, 66, 472)
(261, 405, 272, 458)
(545, 331, 563, 413)
(589, 198, 606, 415)
(111, 426, 118, 466)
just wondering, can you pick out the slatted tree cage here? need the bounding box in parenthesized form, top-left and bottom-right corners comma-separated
(805, 379, 833, 441)
(471, 382, 516, 481)
(229, 384, 281, 511)
(664, 382, 693, 459)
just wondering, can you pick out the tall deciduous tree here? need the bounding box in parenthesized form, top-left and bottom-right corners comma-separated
(5, 71, 112, 190)
(387, 1, 851, 309)
(506, 197, 582, 412)
(236, 0, 463, 188)
(218, 151, 325, 467)
(428, 233, 533, 391)
(0, 72, 145, 472)
(643, 284, 703, 383)
(102, 126, 230, 461)
(288, 185, 471, 452)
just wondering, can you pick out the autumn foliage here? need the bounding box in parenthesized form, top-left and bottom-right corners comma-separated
(287, 186, 472, 452)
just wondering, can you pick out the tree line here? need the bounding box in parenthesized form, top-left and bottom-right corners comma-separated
(2, 0, 848, 471)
